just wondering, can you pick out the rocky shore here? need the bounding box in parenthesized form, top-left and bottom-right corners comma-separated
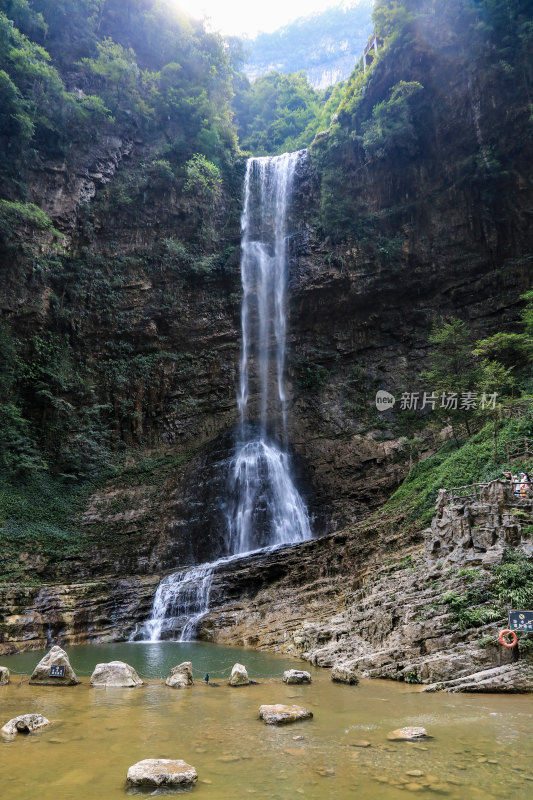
(1, 480, 531, 693)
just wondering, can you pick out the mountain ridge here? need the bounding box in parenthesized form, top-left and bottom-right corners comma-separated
(244, 0, 373, 89)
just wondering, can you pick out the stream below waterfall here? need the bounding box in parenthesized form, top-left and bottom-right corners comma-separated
(1, 643, 532, 799)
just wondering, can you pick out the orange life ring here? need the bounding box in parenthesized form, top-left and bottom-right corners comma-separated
(498, 629, 518, 648)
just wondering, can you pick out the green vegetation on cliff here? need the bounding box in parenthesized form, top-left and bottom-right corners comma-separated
(386, 292, 533, 525)
(312, 0, 533, 242)
(233, 69, 345, 155)
(0, 0, 238, 201)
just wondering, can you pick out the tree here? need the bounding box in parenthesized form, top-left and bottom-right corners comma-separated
(422, 317, 480, 438)
(474, 289, 533, 368)
(233, 70, 326, 156)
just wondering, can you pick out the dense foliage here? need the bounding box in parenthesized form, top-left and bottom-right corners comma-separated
(233, 70, 345, 156)
(0, 0, 237, 200)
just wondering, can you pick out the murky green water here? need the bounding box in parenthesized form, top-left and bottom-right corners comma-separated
(1, 643, 532, 799)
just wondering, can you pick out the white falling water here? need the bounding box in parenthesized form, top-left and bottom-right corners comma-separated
(228, 151, 311, 552)
(142, 562, 215, 642)
(137, 151, 311, 642)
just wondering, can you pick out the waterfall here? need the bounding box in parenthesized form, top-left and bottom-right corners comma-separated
(228, 151, 311, 553)
(136, 151, 311, 642)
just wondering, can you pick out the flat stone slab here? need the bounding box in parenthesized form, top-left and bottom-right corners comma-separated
(259, 704, 313, 725)
(423, 663, 533, 694)
(1, 713, 50, 738)
(29, 645, 80, 686)
(126, 758, 198, 788)
(387, 726, 431, 741)
(90, 660, 143, 688)
(282, 669, 311, 685)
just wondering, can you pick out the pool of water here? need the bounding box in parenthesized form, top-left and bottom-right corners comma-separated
(1, 643, 532, 799)
(0, 641, 310, 682)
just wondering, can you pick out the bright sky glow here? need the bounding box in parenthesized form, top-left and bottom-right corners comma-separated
(173, 1, 351, 37)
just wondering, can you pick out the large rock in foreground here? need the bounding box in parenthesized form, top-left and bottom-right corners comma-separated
(229, 663, 249, 686)
(282, 669, 311, 685)
(259, 704, 313, 725)
(126, 759, 198, 788)
(1, 713, 50, 738)
(29, 646, 80, 686)
(90, 660, 143, 688)
(0, 666, 9, 685)
(166, 661, 194, 689)
(331, 665, 358, 685)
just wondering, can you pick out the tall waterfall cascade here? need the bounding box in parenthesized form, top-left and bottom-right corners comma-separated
(136, 151, 311, 642)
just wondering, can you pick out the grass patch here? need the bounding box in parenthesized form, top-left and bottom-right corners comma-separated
(0, 448, 197, 583)
(441, 551, 533, 631)
(383, 410, 533, 526)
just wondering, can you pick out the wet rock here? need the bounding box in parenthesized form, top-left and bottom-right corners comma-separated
(282, 669, 311, 685)
(259, 704, 313, 725)
(331, 665, 359, 684)
(165, 661, 193, 689)
(405, 783, 424, 791)
(0, 666, 9, 685)
(90, 660, 143, 688)
(1, 713, 50, 738)
(350, 740, 371, 747)
(387, 727, 431, 741)
(126, 759, 197, 788)
(406, 770, 425, 777)
(29, 645, 80, 686)
(229, 663, 249, 686)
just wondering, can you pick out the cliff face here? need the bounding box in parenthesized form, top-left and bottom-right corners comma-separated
(1, 2, 532, 662)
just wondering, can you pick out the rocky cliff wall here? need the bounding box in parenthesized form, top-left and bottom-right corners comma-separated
(2, 2, 532, 651)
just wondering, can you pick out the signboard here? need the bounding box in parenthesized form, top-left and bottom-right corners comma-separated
(49, 665, 66, 678)
(508, 610, 533, 632)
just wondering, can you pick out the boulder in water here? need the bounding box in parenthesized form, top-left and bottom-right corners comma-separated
(387, 726, 431, 741)
(259, 704, 313, 725)
(331, 665, 359, 685)
(29, 645, 80, 686)
(166, 661, 193, 689)
(1, 713, 50, 738)
(90, 660, 143, 688)
(0, 666, 9, 685)
(229, 663, 249, 686)
(282, 669, 311, 685)
(126, 758, 198, 788)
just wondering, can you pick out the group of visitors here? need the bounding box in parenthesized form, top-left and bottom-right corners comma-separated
(502, 469, 531, 497)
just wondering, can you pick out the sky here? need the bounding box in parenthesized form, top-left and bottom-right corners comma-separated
(173, 0, 354, 38)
